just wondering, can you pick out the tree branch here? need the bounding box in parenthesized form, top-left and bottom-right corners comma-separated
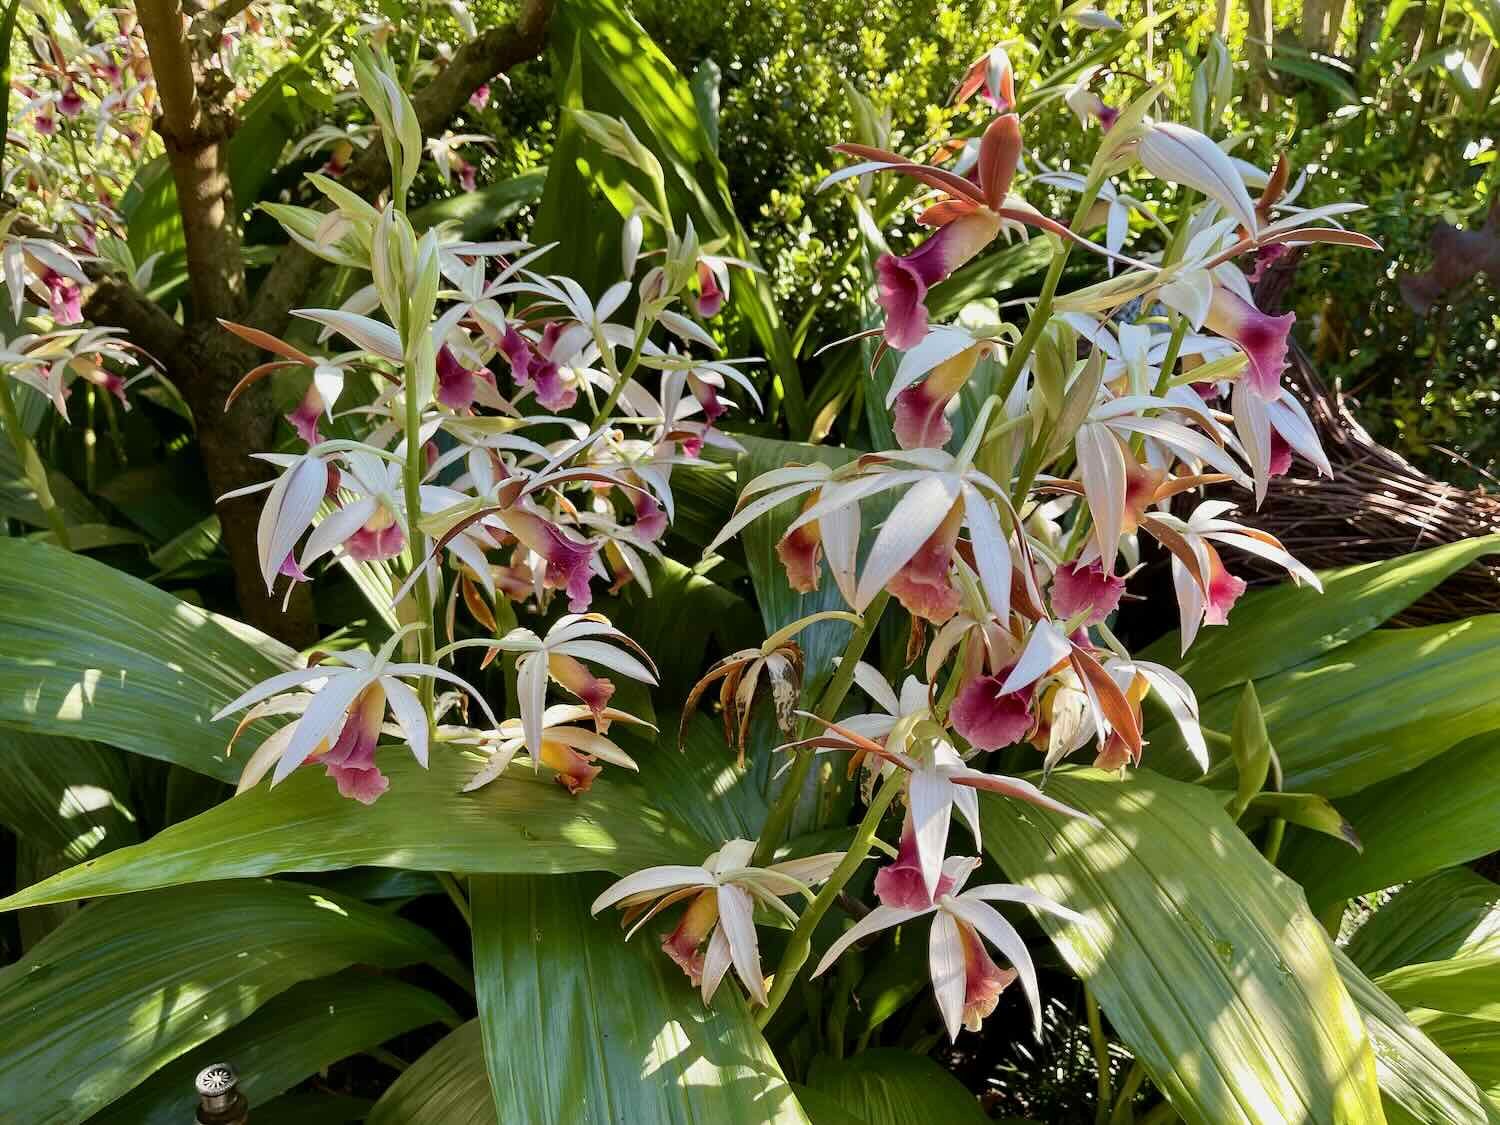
(83, 276, 189, 362)
(135, 0, 248, 321)
(246, 0, 554, 332)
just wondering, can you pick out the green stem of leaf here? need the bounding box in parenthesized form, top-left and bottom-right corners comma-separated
(756, 768, 904, 1028)
(1087, 986, 1113, 1125)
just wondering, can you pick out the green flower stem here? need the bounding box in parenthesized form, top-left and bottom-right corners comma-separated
(751, 590, 891, 868)
(987, 179, 1105, 430)
(589, 319, 649, 431)
(756, 768, 904, 1028)
(0, 378, 70, 550)
(1109, 1059, 1149, 1125)
(1086, 986, 1114, 1125)
(402, 372, 437, 717)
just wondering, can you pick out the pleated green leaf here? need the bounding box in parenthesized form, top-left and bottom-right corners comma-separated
(1377, 952, 1500, 1023)
(1336, 951, 1500, 1125)
(1345, 870, 1500, 978)
(979, 769, 1383, 1125)
(0, 754, 711, 912)
(367, 1021, 496, 1125)
(1405, 1014, 1500, 1117)
(1279, 732, 1500, 911)
(97, 971, 457, 1124)
(0, 731, 137, 862)
(1152, 615, 1500, 796)
(0, 539, 296, 780)
(470, 873, 808, 1122)
(0, 879, 456, 1125)
(1141, 535, 1500, 701)
(802, 1049, 989, 1124)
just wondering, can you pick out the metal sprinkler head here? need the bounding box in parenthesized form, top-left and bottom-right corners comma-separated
(195, 1062, 249, 1124)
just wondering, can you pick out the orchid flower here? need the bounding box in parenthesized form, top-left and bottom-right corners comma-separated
(951, 44, 1015, 111)
(786, 716, 1097, 906)
(440, 612, 658, 760)
(814, 855, 1086, 1040)
(882, 324, 1005, 449)
(214, 624, 497, 803)
(455, 703, 652, 794)
(591, 840, 846, 1005)
(819, 113, 1030, 348)
(1142, 499, 1321, 651)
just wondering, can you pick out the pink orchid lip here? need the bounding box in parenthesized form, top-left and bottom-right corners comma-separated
(470, 83, 490, 110)
(689, 374, 727, 424)
(538, 740, 602, 794)
(1051, 561, 1125, 627)
(892, 345, 981, 450)
(346, 506, 407, 562)
(548, 652, 615, 716)
(436, 345, 493, 411)
(958, 916, 1016, 1033)
(662, 890, 719, 985)
(285, 383, 324, 445)
(43, 270, 83, 325)
(1203, 543, 1247, 626)
(950, 671, 1034, 751)
(877, 210, 1001, 349)
(695, 261, 725, 318)
(630, 490, 668, 542)
(1204, 287, 1294, 398)
(874, 812, 958, 910)
(504, 509, 598, 611)
(775, 505, 823, 593)
(887, 503, 963, 624)
(1268, 430, 1294, 478)
(317, 683, 389, 804)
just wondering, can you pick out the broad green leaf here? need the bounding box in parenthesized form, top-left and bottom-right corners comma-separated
(1377, 953, 1500, 1023)
(545, 0, 803, 429)
(1152, 615, 1500, 796)
(1337, 951, 1500, 1125)
(980, 769, 1383, 1124)
(1278, 732, 1500, 911)
(690, 58, 722, 153)
(1345, 870, 1500, 978)
(1407, 1014, 1500, 1116)
(0, 539, 296, 780)
(368, 1022, 494, 1125)
(1141, 535, 1500, 701)
(98, 971, 457, 1124)
(0, 754, 711, 911)
(0, 879, 457, 1125)
(0, 731, 137, 862)
(622, 712, 769, 842)
(409, 168, 548, 239)
(803, 1049, 989, 1124)
(1267, 53, 1360, 102)
(471, 873, 808, 1122)
(791, 1085, 869, 1125)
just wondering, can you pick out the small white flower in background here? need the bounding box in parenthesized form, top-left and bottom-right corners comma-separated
(813, 855, 1087, 1040)
(592, 840, 846, 1005)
